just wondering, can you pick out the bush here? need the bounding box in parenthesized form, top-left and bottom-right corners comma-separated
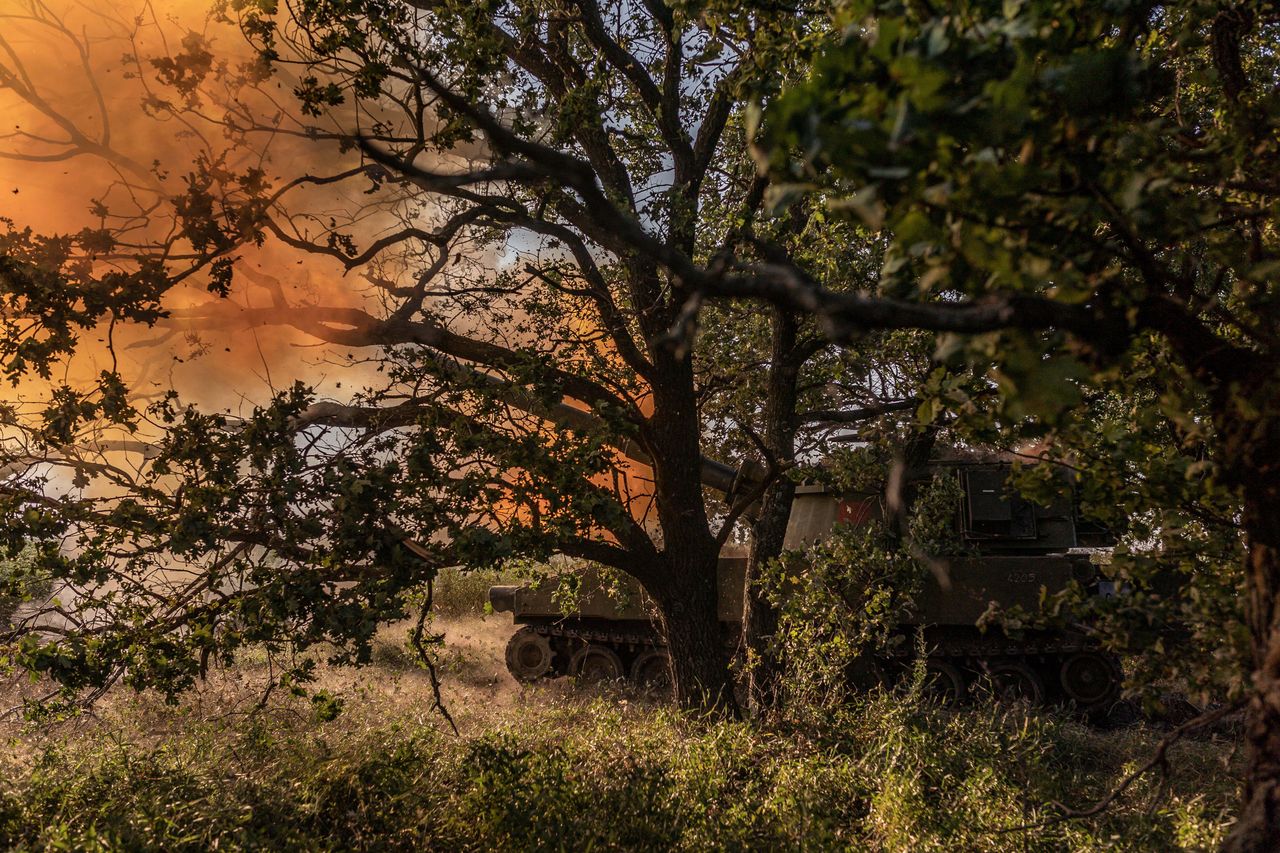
(0, 692, 1236, 851)
(763, 467, 966, 709)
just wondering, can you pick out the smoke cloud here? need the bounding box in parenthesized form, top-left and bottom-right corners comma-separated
(0, 0, 396, 417)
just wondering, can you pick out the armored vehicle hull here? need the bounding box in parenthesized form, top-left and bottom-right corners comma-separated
(490, 460, 1121, 709)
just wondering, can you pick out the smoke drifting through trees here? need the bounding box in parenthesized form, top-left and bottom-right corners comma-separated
(0, 0, 460, 418)
(1, 0, 849, 715)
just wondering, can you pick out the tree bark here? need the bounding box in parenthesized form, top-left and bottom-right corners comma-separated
(655, 542, 739, 716)
(742, 309, 802, 716)
(645, 332, 741, 717)
(743, 477, 794, 714)
(1223, 484, 1280, 845)
(1218, 394, 1280, 850)
(1225, 544, 1280, 850)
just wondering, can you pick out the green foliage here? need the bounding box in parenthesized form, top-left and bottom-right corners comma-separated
(764, 457, 966, 703)
(762, 0, 1279, 447)
(759, 0, 1279, 714)
(0, 222, 167, 382)
(0, 549, 49, 629)
(928, 332, 1251, 704)
(0, 694, 1236, 851)
(764, 0, 1277, 322)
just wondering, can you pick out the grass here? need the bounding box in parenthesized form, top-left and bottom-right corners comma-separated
(0, 573, 1243, 851)
(0, 651, 1240, 852)
(0, 549, 47, 629)
(429, 566, 514, 618)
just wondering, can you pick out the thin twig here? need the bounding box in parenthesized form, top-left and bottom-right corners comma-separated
(994, 698, 1245, 835)
(410, 576, 459, 736)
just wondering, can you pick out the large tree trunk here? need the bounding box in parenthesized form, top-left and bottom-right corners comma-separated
(656, 540, 739, 716)
(742, 311, 803, 715)
(1222, 535, 1280, 850)
(1222, 474, 1280, 852)
(644, 335, 740, 717)
(743, 477, 795, 715)
(1218, 399, 1280, 850)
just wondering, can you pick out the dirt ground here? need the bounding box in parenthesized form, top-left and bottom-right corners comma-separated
(0, 613, 582, 741)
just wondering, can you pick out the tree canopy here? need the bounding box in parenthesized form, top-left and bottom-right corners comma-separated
(740, 2, 1277, 848)
(0, 0, 932, 716)
(1, 0, 1278, 846)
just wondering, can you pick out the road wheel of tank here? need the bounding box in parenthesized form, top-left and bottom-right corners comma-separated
(1059, 652, 1121, 709)
(846, 655, 894, 692)
(630, 649, 673, 694)
(984, 661, 1045, 705)
(570, 644, 625, 684)
(504, 626, 554, 682)
(923, 659, 966, 705)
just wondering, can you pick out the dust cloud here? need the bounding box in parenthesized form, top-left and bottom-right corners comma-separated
(0, 0, 407, 417)
(0, 0, 659, 524)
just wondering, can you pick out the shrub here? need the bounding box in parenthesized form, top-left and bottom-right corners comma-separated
(0, 693, 1236, 851)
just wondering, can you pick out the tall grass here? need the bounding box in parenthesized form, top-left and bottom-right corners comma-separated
(0, 564, 1240, 850)
(0, 688, 1237, 851)
(0, 549, 46, 628)
(428, 567, 516, 617)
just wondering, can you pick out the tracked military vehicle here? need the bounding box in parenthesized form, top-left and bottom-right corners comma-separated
(489, 458, 1122, 711)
